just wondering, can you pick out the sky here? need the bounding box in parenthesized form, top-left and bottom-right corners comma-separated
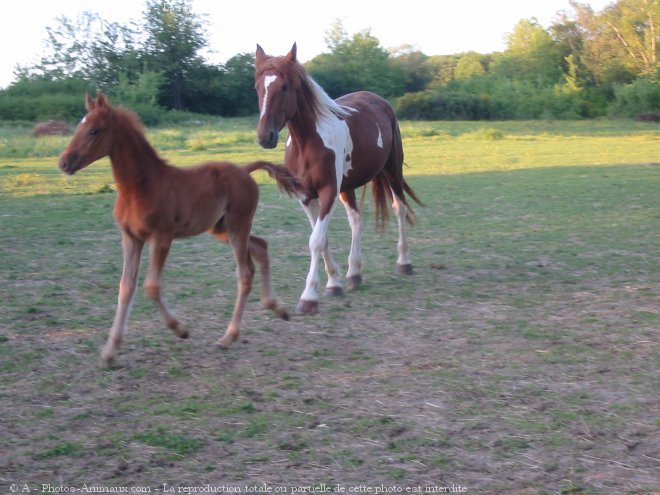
(0, 0, 614, 89)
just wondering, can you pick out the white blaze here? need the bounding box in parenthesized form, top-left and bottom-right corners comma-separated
(260, 75, 278, 120)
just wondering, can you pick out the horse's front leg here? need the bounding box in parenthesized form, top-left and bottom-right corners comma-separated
(300, 198, 343, 298)
(101, 231, 144, 367)
(298, 193, 337, 314)
(217, 227, 255, 348)
(144, 235, 188, 339)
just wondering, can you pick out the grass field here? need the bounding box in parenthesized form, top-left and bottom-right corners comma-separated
(0, 117, 659, 494)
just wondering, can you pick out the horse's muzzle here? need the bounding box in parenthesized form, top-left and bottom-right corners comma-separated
(258, 130, 278, 149)
(59, 153, 80, 175)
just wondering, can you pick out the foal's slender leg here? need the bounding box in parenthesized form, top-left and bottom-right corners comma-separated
(101, 231, 144, 367)
(392, 191, 413, 275)
(339, 190, 364, 290)
(300, 198, 343, 297)
(213, 228, 255, 348)
(144, 236, 188, 339)
(248, 235, 289, 320)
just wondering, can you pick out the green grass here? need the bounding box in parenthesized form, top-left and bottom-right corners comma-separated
(0, 117, 658, 492)
(34, 441, 85, 460)
(134, 426, 204, 456)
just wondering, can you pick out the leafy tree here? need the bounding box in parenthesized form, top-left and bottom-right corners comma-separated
(493, 18, 564, 85)
(219, 53, 259, 116)
(16, 11, 141, 89)
(454, 52, 486, 80)
(306, 21, 406, 99)
(114, 71, 166, 124)
(391, 47, 433, 93)
(566, 0, 658, 86)
(142, 0, 208, 110)
(425, 55, 460, 86)
(183, 53, 256, 116)
(601, 0, 658, 75)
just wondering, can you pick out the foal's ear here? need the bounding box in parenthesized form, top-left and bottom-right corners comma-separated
(85, 92, 95, 111)
(95, 91, 110, 109)
(256, 44, 266, 64)
(287, 42, 297, 62)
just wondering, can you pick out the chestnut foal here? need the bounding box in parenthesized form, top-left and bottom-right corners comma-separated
(59, 93, 300, 366)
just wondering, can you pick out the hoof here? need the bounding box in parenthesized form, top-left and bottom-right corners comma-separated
(324, 286, 345, 297)
(265, 299, 290, 321)
(169, 321, 189, 339)
(296, 299, 319, 315)
(395, 263, 414, 275)
(277, 307, 290, 321)
(99, 349, 117, 369)
(216, 333, 238, 349)
(347, 274, 362, 291)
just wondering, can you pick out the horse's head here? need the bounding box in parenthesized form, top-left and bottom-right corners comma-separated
(255, 43, 299, 149)
(59, 92, 114, 175)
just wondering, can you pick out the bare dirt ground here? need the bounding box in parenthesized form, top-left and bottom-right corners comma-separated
(1, 167, 659, 494)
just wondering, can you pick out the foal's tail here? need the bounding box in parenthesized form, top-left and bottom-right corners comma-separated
(243, 161, 305, 197)
(371, 119, 424, 228)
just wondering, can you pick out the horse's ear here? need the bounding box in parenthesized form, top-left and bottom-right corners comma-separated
(256, 44, 266, 65)
(287, 42, 297, 62)
(85, 92, 95, 111)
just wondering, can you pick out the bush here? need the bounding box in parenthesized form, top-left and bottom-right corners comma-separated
(608, 77, 660, 117)
(395, 88, 491, 120)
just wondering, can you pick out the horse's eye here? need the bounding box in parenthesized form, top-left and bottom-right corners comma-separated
(282, 83, 289, 93)
(89, 128, 99, 136)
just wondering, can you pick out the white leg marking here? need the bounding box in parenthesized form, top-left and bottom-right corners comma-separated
(392, 192, 411, 266)
(301, 214, 335, 302)
(301, 200, 342, 291)
(340, 198, 364, 279)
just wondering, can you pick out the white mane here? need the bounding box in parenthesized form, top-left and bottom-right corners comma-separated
(308, 77, 354, 121)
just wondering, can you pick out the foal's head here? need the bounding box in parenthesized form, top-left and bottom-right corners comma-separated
(59, 92, 115, 175)
(255, 43, 305, 149)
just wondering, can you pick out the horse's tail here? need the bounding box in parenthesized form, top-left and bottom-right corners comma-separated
(371, 119, 424, 228)
(243, 161, 305, 197)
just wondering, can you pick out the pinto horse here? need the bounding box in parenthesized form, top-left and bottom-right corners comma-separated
(255, 43, 423, 314)
(59, 92, 299, 366)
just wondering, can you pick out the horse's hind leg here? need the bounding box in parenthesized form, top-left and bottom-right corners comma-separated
(392, 190, 413, 275)
(101, 231, 144, 367)
(248, 235, 289, 320)
(144, 235, 188, 339)
(339, 190, 364, 290)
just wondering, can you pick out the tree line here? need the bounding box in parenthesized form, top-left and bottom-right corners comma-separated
(0, 0, 657, 124)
